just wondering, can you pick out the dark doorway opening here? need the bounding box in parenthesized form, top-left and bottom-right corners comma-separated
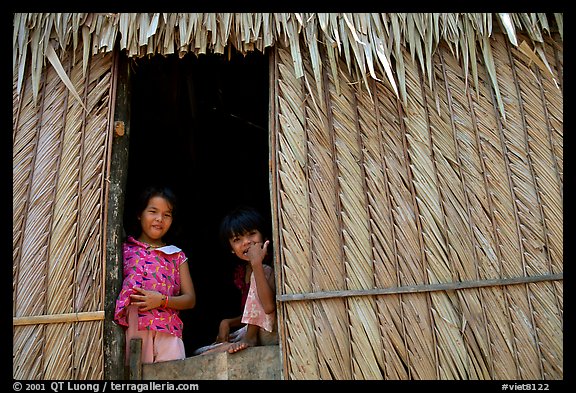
(124, 49, 270, 354)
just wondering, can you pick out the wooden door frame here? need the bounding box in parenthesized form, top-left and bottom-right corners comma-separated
(103, 46, 283, 379)
(103, 49, 131, 380)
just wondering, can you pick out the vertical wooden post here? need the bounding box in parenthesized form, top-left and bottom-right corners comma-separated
(129, 339, 143, 380)
(267, 45, 286, 380)
(104, 49, 132, 380)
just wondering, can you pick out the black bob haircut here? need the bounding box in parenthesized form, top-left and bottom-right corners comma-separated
(219, 206, 269, 249)
(135, 185, 178, 217)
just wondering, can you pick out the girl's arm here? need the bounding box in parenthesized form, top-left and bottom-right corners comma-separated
(130, 260, 196, 311)
(169, 260, 196, 310)
(248, 240, 276, 314)
(217, 315, 244, 342)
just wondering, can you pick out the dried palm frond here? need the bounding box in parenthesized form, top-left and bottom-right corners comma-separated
(13, 36, 113, 380)
(14, 13, 562, 119)
(13, 12, 562, 381)
(273, 23, 562, 379)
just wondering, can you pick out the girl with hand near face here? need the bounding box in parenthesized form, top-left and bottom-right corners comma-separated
(194, 206, 278, 355)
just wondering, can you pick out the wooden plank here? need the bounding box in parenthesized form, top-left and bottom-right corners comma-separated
(13, 311, 104, 326)
(129, 339, 142, 380)
(279, 273, 564, 302)
(103, 47, 131, 381)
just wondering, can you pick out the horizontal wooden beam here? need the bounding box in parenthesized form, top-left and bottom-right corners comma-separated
(278, 273, 563, 302)
(13, 311, 105, 326)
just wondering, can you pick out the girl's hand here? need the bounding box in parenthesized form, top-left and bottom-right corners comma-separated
(246, 240, 269, 266)
(130, 287, 164, 311)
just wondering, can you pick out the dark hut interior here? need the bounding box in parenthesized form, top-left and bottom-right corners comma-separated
(124, 48, 271, 352)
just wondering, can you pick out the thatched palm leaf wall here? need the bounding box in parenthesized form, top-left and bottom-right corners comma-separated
(14, 13, 562, 115)
(272, 30, 562, 379)
(13, 39, 115, 379)
(13, 13, 562, 380)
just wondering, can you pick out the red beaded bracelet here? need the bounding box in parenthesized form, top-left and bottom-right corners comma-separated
(163, 295, 169, 308)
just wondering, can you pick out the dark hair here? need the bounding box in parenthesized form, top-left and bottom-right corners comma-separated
(133, 185, 179, 240)
(135, 185, 178, 216)
(219, 206, 269, 250)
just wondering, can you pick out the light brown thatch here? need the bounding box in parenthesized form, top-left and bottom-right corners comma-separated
(13, 35, 113, 379)
(13, 12, 562, 380)
(272, 23, 562, 379)
(13, 13, 562, 118)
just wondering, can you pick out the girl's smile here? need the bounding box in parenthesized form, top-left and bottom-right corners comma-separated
(230, 230, 263, 262)
(138, 195, 173, 246)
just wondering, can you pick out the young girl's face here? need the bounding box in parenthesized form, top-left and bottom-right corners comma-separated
(138, 195, 173, 245)
(229, 229, 264, 262)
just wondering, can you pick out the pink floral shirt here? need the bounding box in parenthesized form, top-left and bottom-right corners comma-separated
(241, 264, 276, 332)
(114, 236, 187, 338)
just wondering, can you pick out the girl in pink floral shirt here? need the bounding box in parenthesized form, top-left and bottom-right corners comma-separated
(114, 186, 196, 364)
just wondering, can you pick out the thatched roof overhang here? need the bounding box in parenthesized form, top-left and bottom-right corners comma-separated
(13, 13, 562, 117)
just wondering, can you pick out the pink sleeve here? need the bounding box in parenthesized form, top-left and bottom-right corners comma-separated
(113, 243, 138, 326)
